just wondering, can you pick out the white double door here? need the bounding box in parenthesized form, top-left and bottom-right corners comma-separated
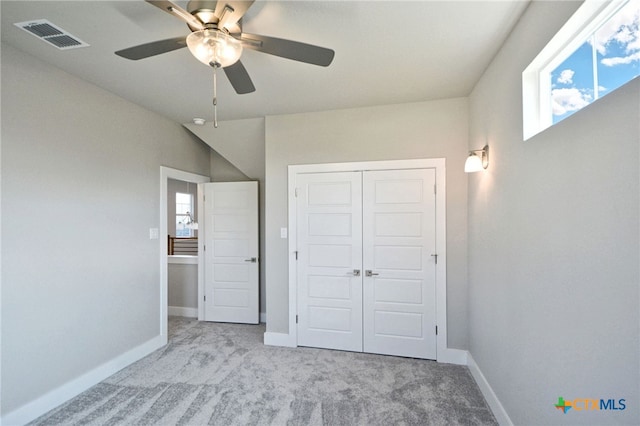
(296, 168, 437, 359)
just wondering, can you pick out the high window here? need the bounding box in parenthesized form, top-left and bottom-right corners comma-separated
(523, 0, 639, 139)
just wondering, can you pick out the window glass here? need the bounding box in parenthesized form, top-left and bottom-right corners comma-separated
(550, 1, 639, 125)
(551, 42, 594, 123)
(176, 192, 193, 238)
(595, 0, 640, 95)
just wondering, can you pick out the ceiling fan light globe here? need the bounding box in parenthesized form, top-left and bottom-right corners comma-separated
(186, 29, 242, 68)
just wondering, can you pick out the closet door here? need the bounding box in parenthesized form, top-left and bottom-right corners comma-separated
(296, 172, 363, 352)
(362, 169, 437, 359)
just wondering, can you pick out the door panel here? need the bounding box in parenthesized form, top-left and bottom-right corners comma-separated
(374, 278, 423, 304)
(297, 172, 363, 352)
(363, 169, 437, 359)
(203, 181, 259, 324)
(375, 213, 423, 237)
(213, 239, 249, 257)
(374, 245, 423, 270)
(374, 311, 423, 337)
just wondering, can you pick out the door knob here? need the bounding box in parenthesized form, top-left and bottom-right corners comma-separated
(350, 269, 361, 277)
(244, 257, 257, 263)
(365, 270, 379, 277)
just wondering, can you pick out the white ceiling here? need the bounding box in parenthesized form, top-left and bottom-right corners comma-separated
(1, 1, 530, 124)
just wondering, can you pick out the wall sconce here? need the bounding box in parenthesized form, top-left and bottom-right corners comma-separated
(465, 145, 489, 173)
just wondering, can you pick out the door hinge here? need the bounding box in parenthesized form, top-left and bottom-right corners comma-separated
(435, 325, 438, 335)
(431, 253, 438, 264)
(204, 244, 206, 251)
(434, 184, 436, 194)
(294, 250, 298, 260)
(296, 315, 298, 324)
(204, 295, 206, 302)
(294, 187, 299, 197)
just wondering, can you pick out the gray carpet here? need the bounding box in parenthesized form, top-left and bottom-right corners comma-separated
(30, 317, 497, 425)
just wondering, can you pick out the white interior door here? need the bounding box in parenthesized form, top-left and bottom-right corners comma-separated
(296, 172, 363, 352)
(362, 169, 437, 359)
(203, 181, 259, 324)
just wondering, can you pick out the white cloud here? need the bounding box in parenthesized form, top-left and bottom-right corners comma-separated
(593, 0, 640, 55)
(614, 26, 635, 44)
(552, 88, 592, 116)
(557, 69, 575, 84)
(601, 50, 640, 66)
(628, 37, 640, 52)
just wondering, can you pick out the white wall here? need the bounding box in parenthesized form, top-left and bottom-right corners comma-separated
(264, 99, 470, 349)
(1, 43, 211, 417)
(468, 2, 639, 424)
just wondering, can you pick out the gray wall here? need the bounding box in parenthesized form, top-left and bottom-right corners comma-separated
(167, 178, 198, 238)
(1, 44, 211, 415)
(468, 2, 639, 424)
(168, 264, 198, 309)
(265, 99, 470, 349)
(186, 119, 265, 182)
(210, 149, 250, 182)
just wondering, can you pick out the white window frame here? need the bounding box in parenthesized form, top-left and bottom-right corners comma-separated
(522, 0, 631, 140)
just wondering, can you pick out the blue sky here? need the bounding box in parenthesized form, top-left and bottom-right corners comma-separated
(551, 0, 639, 123)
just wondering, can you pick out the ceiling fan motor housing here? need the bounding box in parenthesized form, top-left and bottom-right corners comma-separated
(187, 1, 242, 35)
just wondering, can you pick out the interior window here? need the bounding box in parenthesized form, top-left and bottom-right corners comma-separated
(176, 192, 194, 238)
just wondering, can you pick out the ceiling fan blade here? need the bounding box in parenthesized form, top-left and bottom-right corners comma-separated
(239, 33, 335, 67)
(115, 36, 187, 60)
(145, 0, 205, 30)
(215, 0, 255, 30)
(223, 60, 256, 94)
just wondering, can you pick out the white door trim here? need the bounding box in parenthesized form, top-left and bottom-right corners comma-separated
(287, 158, 450, 361)
(160, 166, 210, 344)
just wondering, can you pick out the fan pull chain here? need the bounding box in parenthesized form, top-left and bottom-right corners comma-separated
(212, 64, 218, 128)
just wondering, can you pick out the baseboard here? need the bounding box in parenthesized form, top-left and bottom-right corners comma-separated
(467, 353, 513, 426)
(263, 331, 296, 347)
(168, 306, 198, 318)
(260, 312, 266, 324)
(437, 348, 468, 365)
(1, 335, 164, 426)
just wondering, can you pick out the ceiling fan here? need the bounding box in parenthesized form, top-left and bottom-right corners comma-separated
(115, 0, 335, 97)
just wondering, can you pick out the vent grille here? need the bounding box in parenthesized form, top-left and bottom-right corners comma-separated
(14, 19, 89, 50)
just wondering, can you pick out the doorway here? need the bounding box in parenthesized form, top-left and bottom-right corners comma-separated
(159, 166, 210, 345)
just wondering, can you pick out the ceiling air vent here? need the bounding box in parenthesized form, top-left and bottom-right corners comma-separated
(14, 19, 89, 50)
